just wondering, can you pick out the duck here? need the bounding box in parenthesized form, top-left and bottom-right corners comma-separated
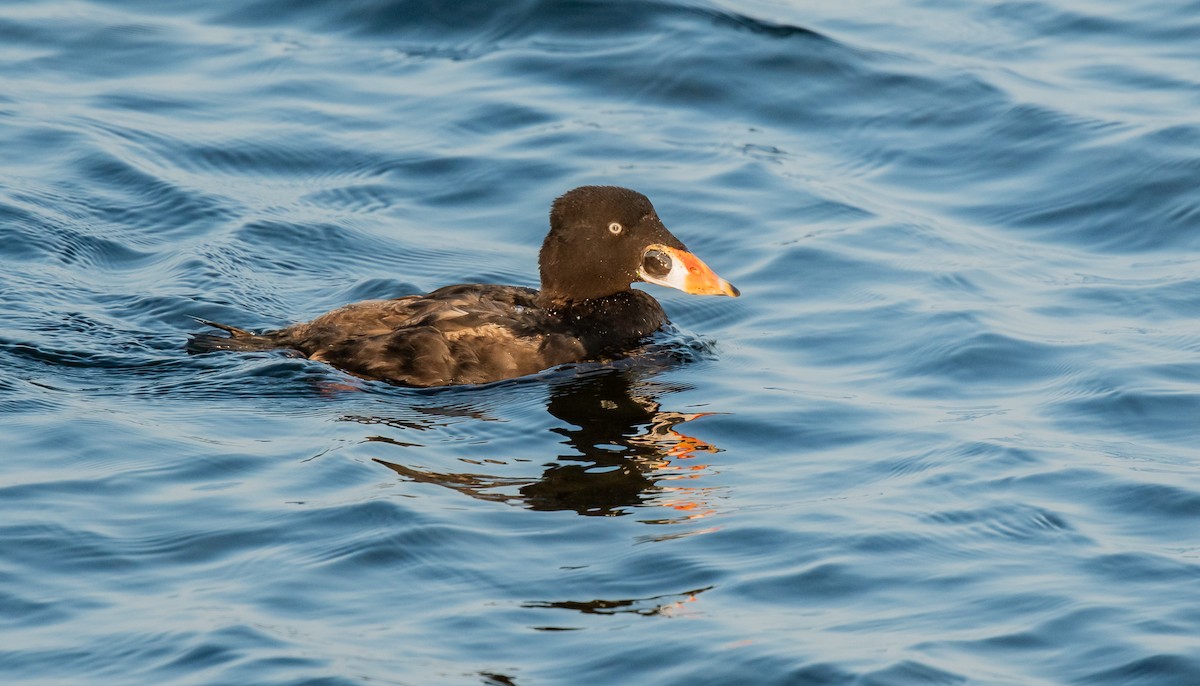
(188, 185, 739, 386)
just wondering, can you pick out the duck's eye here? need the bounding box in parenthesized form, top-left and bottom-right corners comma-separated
(608, 222, 623, 235)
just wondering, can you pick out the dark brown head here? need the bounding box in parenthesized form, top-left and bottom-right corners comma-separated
(537, 186, 739, 305)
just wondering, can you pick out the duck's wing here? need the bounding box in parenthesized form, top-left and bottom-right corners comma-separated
(289, 285, 587, 386)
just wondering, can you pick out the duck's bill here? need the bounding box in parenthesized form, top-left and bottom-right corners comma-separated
(638, 244, 740, 297)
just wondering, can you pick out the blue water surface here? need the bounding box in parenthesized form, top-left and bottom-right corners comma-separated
(2, 0, 1199, 684)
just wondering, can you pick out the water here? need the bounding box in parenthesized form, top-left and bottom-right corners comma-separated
(2, 0, 1199, 683)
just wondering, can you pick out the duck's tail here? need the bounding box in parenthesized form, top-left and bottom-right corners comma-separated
(186, 318, 289, 354)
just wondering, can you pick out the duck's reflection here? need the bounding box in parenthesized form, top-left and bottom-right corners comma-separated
(362, 367, 723, 521)
(523, 584, 713, 620)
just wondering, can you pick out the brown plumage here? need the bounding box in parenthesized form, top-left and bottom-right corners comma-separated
(188, 186, 738, 386)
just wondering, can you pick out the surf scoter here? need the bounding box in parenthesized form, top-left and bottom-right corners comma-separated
(188, 185, 739, 386)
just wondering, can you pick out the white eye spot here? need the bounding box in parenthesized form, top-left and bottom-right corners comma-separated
(608, 222, 623, 235)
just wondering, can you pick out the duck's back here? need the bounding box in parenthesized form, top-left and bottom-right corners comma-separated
(280, 284, 582, 386)
(190, 284, 668, 386)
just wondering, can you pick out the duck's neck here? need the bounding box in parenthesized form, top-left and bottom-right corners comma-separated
(536, 275, 627, 308)
(537, 289, 669, 347)
(536, 288, 626, 313)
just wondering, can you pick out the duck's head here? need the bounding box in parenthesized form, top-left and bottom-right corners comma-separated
(538, 186, 739, 305)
